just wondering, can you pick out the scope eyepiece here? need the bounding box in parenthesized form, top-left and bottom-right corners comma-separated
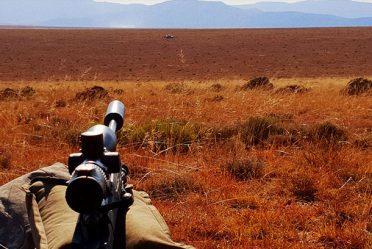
(66, 162, 107, 213)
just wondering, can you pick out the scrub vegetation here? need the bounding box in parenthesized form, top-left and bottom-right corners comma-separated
(0, 78, 371, 249)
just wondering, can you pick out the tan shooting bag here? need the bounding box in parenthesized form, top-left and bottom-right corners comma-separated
(0, 163, 194, 249)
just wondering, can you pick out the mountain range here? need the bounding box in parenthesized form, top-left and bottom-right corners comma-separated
(1, 0, 372, 28)
(237, 0, 372, 18)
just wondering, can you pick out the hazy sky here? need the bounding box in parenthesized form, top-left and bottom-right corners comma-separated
(95, 0, 372, 5)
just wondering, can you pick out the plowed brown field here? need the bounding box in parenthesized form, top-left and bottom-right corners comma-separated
(1, 27, 372, 82)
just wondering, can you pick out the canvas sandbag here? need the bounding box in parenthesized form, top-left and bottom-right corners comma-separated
(25, 176, 195, 249)
(1, 163, 195, 249)
(0, 163, 71, 249)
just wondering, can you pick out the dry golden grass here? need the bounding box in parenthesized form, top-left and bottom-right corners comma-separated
(0, 78, 371, 248)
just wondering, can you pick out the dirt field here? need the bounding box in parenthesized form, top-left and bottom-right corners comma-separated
(0, 28, 372, 82)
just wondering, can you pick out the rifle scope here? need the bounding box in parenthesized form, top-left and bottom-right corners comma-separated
(66, 100, 125, 213)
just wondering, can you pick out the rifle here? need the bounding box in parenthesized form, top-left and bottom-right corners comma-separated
(65, 100, 133, 249)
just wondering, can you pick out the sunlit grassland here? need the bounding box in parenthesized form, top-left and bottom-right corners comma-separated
(0, 78, 371, 248)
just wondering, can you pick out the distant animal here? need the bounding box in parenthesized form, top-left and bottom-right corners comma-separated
(164, 34, 175, 39)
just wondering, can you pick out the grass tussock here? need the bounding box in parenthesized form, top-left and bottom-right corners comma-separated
(341, 77, 372, 96)
(25, 116, 82, 146)
(118, 116, 357, 153)
(275, 85, 310, 94)
(0, 86, 36, 100)
(223, 157, 265, 181)
(164, 82, 193, 94)
(306, 121, 348, 145)
(290, 174, 318, 202)
(210, 83, 225, 92)
(119, 119, 211, 153)
(140, 173, 204, 200)
(20, 86, 36, 97)
(241, 77, 274, 91)
(240, 116, 285, 147)
(216, 114, 309, 148)
(0, 148, 11, 170)
(125, 156, 151, 179)
(206, 95, 224, 102)
(55, 99, 67, 108)
(74, 86, 109, 101)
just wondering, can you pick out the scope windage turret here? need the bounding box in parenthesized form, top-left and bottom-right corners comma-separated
(66, 101, 125, 213)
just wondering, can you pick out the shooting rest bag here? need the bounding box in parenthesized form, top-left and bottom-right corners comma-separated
(0, 163, 195, 249)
